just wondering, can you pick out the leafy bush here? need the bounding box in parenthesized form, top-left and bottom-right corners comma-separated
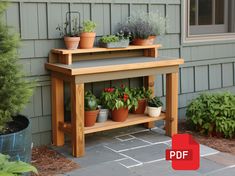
(130, 87, 152, 100)
(0, 2, 33, 133)
(147, 97, 163, 108)
(0, 153, 38, 175)
(82, 20, 96, 33)
(186, 92, 235, 138)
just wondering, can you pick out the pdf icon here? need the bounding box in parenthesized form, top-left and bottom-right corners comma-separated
(165, 134, 200, 170)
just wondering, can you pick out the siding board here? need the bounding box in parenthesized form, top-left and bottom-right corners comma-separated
(195, 66, 209, 91)
(209, 64, 222, 89)
(222, 63, 234, 87)
(181, 67, 194, 93)
(166, 5, 180, 33)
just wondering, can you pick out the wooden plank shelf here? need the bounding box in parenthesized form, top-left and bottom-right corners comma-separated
(59, 113, 166, 135)
(51, 45, 161, 55)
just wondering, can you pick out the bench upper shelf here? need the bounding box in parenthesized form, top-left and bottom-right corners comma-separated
(51, 44, 161, 55)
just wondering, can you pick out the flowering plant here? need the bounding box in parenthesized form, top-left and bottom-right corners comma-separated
(100, 86, 138, 110)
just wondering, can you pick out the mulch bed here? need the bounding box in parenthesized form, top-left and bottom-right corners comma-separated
(31, 146, 79, 176)
(179, 122, 235, 155)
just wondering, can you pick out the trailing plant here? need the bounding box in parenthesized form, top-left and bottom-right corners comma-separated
(186, 92, 235, 138)
(0, 1, 34, 133)
(56, 16, 80, 37)
(124, 11, 166, 39)
(147, 97, 163, 108)
(100, 86, 138, 110)
(81, 20, 96, 33)
(84, 91, 98, 111)
(0, 153, 38, 175)
(130, 87, 152, 100)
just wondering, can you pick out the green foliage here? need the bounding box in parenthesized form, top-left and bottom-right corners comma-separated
(124, 11, 166, 39)
(0, 1, 33, 133)
(0, 153, 38, 175)
(186, 92, 235, 138)
(130, 87, 152, 101)
(84, 91, 98, 111)
(100, 86, 138, 110)
(147, 97, 163, 108)
(99, 35, 119, 44)
(82, 20, 96, 33)
(56, 17, 80, 37)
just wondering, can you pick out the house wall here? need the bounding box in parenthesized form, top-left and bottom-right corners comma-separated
(5, 0, 235, 146)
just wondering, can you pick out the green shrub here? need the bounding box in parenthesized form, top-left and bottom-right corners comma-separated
(99, 35, 119, 43)
(0, 1, 33, 133)
(186, 92, 235, 138)
(0, 153, 38, 175)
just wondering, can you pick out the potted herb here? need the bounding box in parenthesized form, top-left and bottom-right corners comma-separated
(0, 1, 34, 162)
(79, 20, 97, 49)
(131, 87, 152, 114)
(147, 97, 163, 117)
(84, 91, 99, 127)
(0, 153, 38, 175)
(56, 12, 81, 50)
(124, 11, 166, 45)
(103, 86, 138, 122)
(99, 31, 131, 48)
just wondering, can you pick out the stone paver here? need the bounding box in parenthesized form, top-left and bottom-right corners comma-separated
(54, 127, 235, 176)
(120, 143, 168, 163)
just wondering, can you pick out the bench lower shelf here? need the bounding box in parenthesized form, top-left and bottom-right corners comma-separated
(59, 113, 166, 135)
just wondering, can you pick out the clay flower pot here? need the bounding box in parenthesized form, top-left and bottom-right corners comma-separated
(79, 32, 96, 49)
(132, 99, 147, 114)
(132, 36, 156, 46)
(85, 109, 99, 127)
(111, 107, 128, 122)
(64, 36, 80, 50)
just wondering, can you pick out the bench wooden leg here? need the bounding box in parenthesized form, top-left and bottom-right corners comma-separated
(51, 75, 65, 146)
(165, 72, 178, 136)
(71, 81, 85, 157)
(144, 75, 156, 129)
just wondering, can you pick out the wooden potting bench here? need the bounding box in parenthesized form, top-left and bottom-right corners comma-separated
(45, 45, 184, 157)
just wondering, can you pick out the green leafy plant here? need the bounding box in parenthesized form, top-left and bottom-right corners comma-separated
(99, 35, 119, 44)
(56, 16, 80, 37)
(186, 92, 235, 138)
(82, 20, 96, 33)
(85, 91, 98, 111)
(100, 86, 138, 110)
(130, 87, 152, 100)
(0, 153, 38, 175)
(147, 97, 163, 108)
(0, 1, 34, 133)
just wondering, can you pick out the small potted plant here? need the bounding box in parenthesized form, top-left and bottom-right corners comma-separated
(123, 11, 166, 45)
(79, 20, 97, 49)
(96, 97, 109, 123)
(56, 15, 81, 50)
(147, 97, 163, 117)
(131, 87, 152, 114)
(84, 91, 99, 127)
(99, 30, 131, 48)
(103, 86, 138, 122)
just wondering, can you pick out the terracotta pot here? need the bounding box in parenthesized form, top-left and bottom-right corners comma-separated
(85, 109, 99, 127)
(111, 108, 128, 122)
(64, 36, 80, 50)
(132, 99, 147, 114)
(132, 36, 156, 46)
(79, 32, 96, 49)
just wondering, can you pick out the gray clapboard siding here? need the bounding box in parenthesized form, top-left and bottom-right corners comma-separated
(222, 63, 234, 87)
(209, 64, 222, 89)
(4, 0, 235, 146)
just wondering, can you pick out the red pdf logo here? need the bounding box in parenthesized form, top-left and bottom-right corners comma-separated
(166, 134, 200, 170)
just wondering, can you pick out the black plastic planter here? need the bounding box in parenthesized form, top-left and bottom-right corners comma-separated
(0, 115, 32, 162)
